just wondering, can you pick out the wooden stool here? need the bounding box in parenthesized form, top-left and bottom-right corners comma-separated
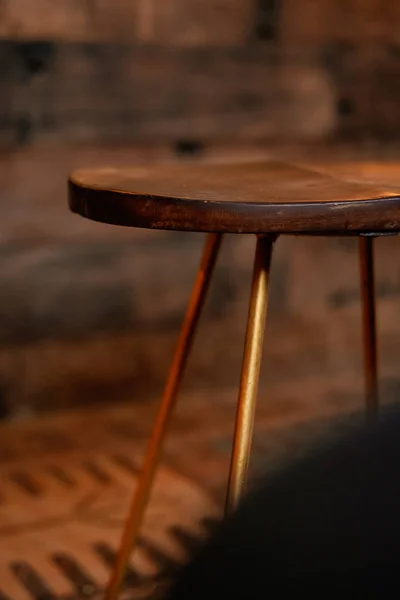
(69, 160, 400, 599)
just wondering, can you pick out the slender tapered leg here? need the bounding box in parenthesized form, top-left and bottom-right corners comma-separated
(225, 235, 276, 515)
(105, 233, 223, 600)
(359, 236, 379, 422)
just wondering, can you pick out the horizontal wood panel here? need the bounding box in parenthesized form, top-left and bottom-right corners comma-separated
(2, 0, 400, 45)
(0, 41, 336, 145)
(282, 0, 400, 44)
(2, 41, 400, 145)
(0, 0, 255, 44)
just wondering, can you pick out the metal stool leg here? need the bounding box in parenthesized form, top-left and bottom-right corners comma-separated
(225, 234, 275, 515)
(359, 236, 379, 422)
(105, 232, 223, 600)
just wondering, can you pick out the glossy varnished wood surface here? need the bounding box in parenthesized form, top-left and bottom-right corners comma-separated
(69, 161, 400, 234)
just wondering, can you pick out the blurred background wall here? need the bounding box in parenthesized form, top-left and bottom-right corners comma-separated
(1, 0, 400, 417)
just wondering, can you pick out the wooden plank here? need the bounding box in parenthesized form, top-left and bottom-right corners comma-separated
(2, 0, 400, 45)
(0, 0, 89, 41)
(145, 0, 254, 46)
(0, 0, 254, 44)
(281, 0, 335, 44)
(281, 0, 400, 44)
(0, 41, 335, 145)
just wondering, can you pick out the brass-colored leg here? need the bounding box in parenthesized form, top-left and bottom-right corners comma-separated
(225, 235, 275, 515)
(105, 233, 223, 600)
(359, 236, 379, 421)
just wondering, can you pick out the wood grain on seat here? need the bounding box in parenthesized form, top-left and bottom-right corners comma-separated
(69, 161, 400, 234)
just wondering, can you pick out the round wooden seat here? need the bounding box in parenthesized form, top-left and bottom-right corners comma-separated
(69, 161, 400, 234)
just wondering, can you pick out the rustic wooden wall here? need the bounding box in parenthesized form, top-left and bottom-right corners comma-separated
(1, 0, 400, 416)
(1, 0, 400, 147)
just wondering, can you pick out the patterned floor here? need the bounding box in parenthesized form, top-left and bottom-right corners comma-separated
(0, 405, 219, 599)
(0, 374, 375, 599)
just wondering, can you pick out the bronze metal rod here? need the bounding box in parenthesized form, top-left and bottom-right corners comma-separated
(105, 232, 223, 600)
(359, 236, 379, 422)
(225, 234, 275, 515)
